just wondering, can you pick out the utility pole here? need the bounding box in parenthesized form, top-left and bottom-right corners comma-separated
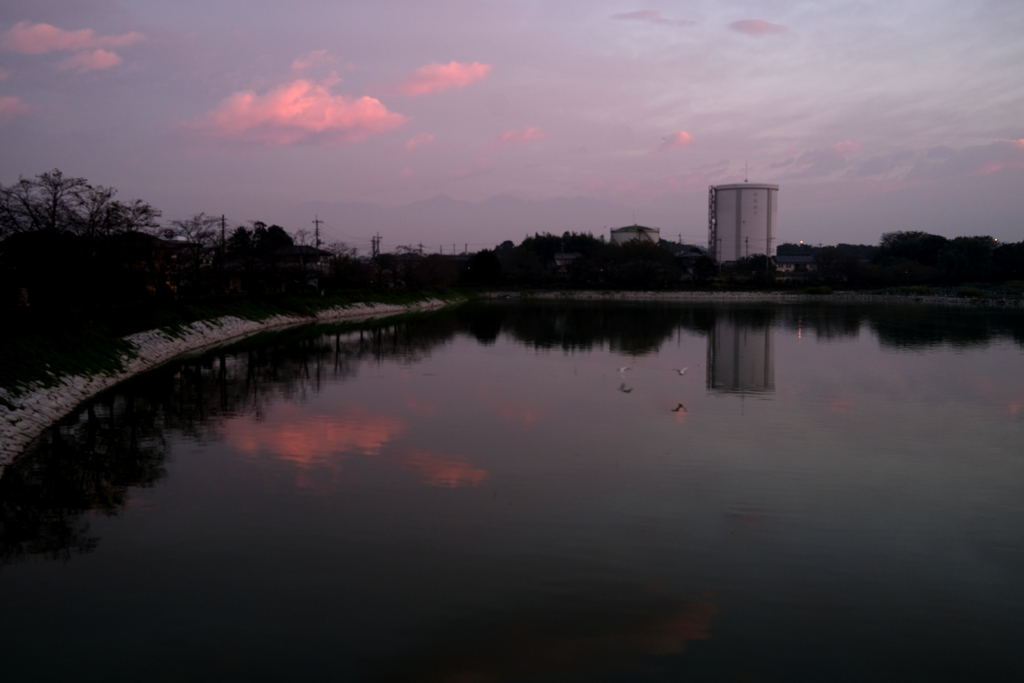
(312, 215, 323, 249)
(220, 215, 226, 294)
(371, 233, 381, 259)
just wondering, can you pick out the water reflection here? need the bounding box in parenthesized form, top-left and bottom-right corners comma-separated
(4, 301, 1023, 565)
(707, 311, 775, 394)
(2, 301, 1023, 681)
(0, 395, 166, 565)
(365, 585, 718, 682)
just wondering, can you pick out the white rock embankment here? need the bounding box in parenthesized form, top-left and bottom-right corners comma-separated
(0, 299, 453, 469)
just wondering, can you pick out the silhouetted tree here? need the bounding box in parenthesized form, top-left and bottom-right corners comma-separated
(462, 249, 504, 286)
(0, 169, 160, 239)
(171, 212, 219, 293)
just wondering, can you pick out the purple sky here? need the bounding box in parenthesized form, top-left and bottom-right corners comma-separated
(1, 0, 1022, 253)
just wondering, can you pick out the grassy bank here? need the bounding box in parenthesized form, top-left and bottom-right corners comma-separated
(0, 289, 462, 397)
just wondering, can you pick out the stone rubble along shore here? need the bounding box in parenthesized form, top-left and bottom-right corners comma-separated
(0, 299, 452, 469)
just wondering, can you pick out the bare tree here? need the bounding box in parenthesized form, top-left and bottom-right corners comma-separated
(0, 169, 91, 236)
(110, 199, 162, 233)
(292, 228, 311, 247)
(326, 241, 357, 259)
(170, 213, 220, 291)
(0, 169, 161, 239)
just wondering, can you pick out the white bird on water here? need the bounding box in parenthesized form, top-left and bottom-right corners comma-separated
(618, 366, 631, 373)
(673, 367, 688, 376)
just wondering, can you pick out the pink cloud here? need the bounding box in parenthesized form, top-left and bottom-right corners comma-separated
(611, 10, 696, 27)
(908, 139, 1024, 180)
(0, 68, 9, 81)
(0, 96, 31, 123)
(0, 21, 143, 54)
(405, 132, 435, 151)
(729, 19, 788, 36)
(291, 49, 335, 71)
(58, 48, 122, 72)
(396, 61, 491, 96)
(658, 131, 694, 151)
(194, 78, 408, 145)
(833, 140, 861, 154)
(448, 156, 494, 179)
(484, 126, 547, 152)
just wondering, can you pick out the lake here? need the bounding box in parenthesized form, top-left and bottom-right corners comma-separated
(2, 300, 1023, 682)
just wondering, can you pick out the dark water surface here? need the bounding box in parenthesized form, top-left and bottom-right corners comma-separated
(2, 301, 1023, 682)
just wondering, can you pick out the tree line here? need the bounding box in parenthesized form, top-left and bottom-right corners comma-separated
(777, 231, 1024, 287)
(3, 169, 1023, 310)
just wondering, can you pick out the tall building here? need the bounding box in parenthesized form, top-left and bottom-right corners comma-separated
(708, 183, 779, 262)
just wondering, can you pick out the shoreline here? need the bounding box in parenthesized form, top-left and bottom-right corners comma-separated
(0, 298, 453, 469)
(3, 290, 1021, 469)
(481, 290, 1024, 307)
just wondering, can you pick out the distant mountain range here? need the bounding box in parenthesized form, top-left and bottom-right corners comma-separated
(281, 195, 664, 254)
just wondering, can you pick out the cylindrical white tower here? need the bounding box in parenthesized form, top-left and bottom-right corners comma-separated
(708, 183, 779, 262)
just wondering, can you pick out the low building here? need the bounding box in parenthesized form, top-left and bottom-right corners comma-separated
(552, 252, 581, 274)
(775, 254, 816, 275)
(610, 225, 660, 245)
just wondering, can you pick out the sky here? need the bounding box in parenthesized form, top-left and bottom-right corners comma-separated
(1, 0, 1023, 253)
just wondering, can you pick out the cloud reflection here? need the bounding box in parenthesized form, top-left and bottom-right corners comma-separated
(404, 450, 490, 488)
(479, 386, 544, 425)
(367, 588, 718, 681)
(224, 404, 406, 464)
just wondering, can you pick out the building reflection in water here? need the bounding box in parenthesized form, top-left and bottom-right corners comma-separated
(706, 313, 775, 395)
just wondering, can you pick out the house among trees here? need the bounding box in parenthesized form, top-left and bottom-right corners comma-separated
(775, 254, 816, 277)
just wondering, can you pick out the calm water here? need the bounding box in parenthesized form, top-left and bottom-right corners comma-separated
(2, 301, 1023, 682)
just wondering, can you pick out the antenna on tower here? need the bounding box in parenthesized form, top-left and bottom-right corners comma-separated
(744, 162, 749, 183)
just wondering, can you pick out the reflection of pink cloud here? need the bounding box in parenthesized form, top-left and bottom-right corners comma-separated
(194, 78, 407, 145)
(405, 132, 435, 151)
(394, 596, 718, 678)
(484, 126, 547, 152)
(479, 387, 543, 425)
(404, 451, 490, 488)
(828, 397, 856, 413)
(1009, 401, 1022, 416)
(658, 131, 693, 151)
(396, 61, 491, 96)
(834, 140, 861, 154)
(224, 405, 406, 465)
(729, 19, 787, 36)
(0, 21, 144, 54)
(0, 96, 31, 123)
(404, 395, 435, 416)
(58, 48, 122, 72)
